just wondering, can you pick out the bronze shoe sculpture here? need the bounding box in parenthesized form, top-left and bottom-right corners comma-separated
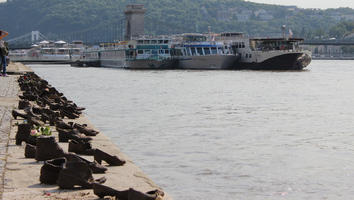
(94, 149, 126, 166)
(68, 140, 95, 155)
(24, 143, 36, 158)
(40, 157, 66, 184)
(15, 123, 31, 145)
(64, 153, 107, 174)
(93, 183, 165, 200)
(35, 136, 65, 161)
(57, 161, 106, 189)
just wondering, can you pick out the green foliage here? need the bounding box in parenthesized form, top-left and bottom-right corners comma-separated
(0, 0, 353, 42)
(40, 126, 52, 136)
(31, 125, 52, 137)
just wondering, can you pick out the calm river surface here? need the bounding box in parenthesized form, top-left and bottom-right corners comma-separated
(30, 60, 354, 199)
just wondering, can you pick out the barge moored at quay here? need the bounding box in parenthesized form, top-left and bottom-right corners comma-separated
(217, 32, 312, 70)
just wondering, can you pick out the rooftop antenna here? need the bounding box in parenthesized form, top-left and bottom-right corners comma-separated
(208, 26, 212, 41)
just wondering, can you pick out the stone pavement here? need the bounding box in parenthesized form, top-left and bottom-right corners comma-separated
(7, 62, 33, 75)
(0, 74, 19, 199)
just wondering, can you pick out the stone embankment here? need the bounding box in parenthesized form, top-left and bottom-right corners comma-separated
(0, 63, 172, 200)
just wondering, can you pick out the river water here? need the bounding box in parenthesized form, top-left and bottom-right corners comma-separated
(30, 60, 354, 199)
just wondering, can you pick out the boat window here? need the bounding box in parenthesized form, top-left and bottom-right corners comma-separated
(197, 47, 203, 55)
(72, 49, 81, 54)
(242, 42, 245, 48)
(143, 40, 150, 44)
(218, 47, 223, 54)
(191, 48, 197, 55)
(159, 50, 164, 54)
(158, 40, 164, 44)
(164, 40, 169, 44)
(224, 46, 229, 54)
(165, 49, 169, 54)
(151, 40, 157, 44)
(249, 54, 252, 58)
(211, 47, 217, 54)
(126, 50, 135, 57)
(177, 49, 183, 56)
(186, 48, 191, 56)
(204, 47, 211, 55)
(245, 54, 248, 58)
(171, 49, 177, 56)
(138, 50, 144, 54)
(145, 50, 151, 54)
(170, 49, 176, 56)
(137, 40, 144, 44)
(152, 50, 158, 54)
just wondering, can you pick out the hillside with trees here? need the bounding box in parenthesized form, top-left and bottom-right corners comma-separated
(0, 0, 354, 43)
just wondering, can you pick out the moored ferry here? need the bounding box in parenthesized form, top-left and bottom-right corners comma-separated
(125, 37, 176, 69)
(173, 33, 239, 70)
(10, 40, 84, 64)
(79, 37, 176, 69)
(76, 47, 101, 67)
(98, 42, 127, 68)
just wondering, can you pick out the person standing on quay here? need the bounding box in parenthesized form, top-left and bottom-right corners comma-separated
(0, 30, 9, 76)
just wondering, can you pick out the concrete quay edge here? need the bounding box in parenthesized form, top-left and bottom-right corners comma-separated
(1, 62, 173, 200)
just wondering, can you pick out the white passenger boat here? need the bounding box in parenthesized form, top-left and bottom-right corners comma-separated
(173, 33, 238, 70)
(9, 40, 84, 64)
(82, 37, 177, 69)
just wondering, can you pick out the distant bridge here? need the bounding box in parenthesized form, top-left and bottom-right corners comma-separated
(7, 31, 48, 49)
(7, 28, 124, 49)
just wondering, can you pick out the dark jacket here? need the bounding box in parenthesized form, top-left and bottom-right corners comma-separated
(0, 41, 9, 56)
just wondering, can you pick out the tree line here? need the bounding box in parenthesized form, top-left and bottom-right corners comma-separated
(0, 0, 353, 43)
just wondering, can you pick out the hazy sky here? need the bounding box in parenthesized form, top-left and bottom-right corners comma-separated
(247, 0, 354, 9)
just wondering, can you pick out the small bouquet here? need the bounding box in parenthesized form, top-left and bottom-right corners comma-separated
(30, 126, 52, 137)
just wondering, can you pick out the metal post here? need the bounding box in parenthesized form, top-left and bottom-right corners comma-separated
(281, 25, 286, 39)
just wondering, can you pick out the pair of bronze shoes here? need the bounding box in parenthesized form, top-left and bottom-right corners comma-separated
(12, 109, 44, 126)
(93, 183, 165, 200)
(56, 127, 92, 143)
(68, 140, 125, 166)
(56, 120, 99, 136)
(40, 157, 106, 188)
